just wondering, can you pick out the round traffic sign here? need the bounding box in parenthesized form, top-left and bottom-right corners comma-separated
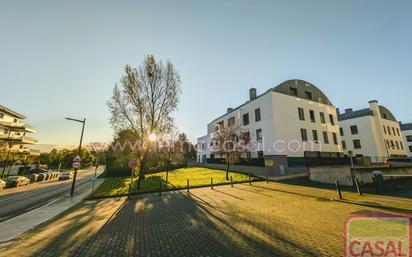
(128, 159, 137, 169)
(73, 162, 81, 169)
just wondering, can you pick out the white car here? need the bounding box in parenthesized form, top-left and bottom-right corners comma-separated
(59, 171, 74, 180)
(5, 176, 30, 187)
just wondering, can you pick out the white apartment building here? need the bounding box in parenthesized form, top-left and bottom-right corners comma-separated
(401, 123, 412, 157)
(197, 79, 343, 163)
(338, 100, 407, 163)
(0, 104, 37, 154)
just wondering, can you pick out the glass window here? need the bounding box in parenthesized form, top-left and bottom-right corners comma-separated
(309, 110, 315, 122)
(400, 141, 404, 150)
(388, 126, 391, 135)
(407, 135, 412, 142)
(323, 131, 329, 144)
(383, 126, 386, 134)
(409, 146, 412, 152)
(320, 112, 325, 124)
(332, 132, 338, 145)
(256, 129, 262, 141)
(350, 125, 358, 135)
(339, 127, 344, 136)
(329, 114, 335, 125)
(255, 108, 261, 122)
(312, 130, 318, 141)
(290, 87, 298, 96)
(396, 128, 400, 136)
(353, 139, 362, 149)
(301, 129, 308, 142)
(392, 127, 396, 135)
(342, 141, 346, 150)
(298, 108, 305, 121)
(242, 113, 249, 126)
(305, 91, 313, 99)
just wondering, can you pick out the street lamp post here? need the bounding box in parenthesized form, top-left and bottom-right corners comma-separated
(65, 117, 86, 196)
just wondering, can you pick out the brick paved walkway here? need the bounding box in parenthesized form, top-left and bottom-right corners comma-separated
(1, 182, 411, 257)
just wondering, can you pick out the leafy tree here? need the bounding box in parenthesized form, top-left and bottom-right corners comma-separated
(107, 55, 181, 188)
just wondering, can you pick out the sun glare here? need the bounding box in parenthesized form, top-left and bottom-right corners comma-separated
(148, 133, 157, 142)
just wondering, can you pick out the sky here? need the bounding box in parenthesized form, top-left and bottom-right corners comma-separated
(1, 0, 411, 147)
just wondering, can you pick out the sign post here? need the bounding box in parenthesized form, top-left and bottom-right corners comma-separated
(91, 159, 99, 193)
(128, 159, 137, 199)
(70, 155, 81, 196)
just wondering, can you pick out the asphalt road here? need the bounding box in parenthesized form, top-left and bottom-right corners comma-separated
(0, 167, 102, 222)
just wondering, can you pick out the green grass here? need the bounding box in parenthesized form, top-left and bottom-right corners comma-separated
(90, 167, 258, 198)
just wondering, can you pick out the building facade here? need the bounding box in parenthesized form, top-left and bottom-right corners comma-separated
(0, 104, 37, 155)
(401, 123, 412, 157)
(197, 79, 343, 163)
(338, 100, 407, 162)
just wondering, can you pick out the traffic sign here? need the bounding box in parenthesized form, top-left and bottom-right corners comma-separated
(72, 155, 81, 169)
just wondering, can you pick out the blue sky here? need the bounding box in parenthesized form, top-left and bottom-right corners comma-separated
(1, 0, 411, 146)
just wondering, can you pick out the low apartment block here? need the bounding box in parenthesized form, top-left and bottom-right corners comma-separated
(338, 100, 407, 163)
(401, 123, 412, 157)
(197, 79, 343, 163)
(0, 104, 37, 155)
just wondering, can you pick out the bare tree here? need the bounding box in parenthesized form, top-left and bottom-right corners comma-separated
(159, 130, 182, 182)
(107, 55, 181, 188)
(214, 124, 249, 180)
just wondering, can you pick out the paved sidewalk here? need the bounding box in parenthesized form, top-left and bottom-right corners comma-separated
(0, 178, 104, 243)
(1, 181, 411, 257)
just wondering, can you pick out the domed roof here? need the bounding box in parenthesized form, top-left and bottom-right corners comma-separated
(271, 79, 333, 106)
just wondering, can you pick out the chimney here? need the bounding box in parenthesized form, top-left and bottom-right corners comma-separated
(368, 100, 381, 118)
(336, 108, 340, 116)
(345, 108, 353, 113)
(227, 107, 233, 113)
(249, 88, 257, 100)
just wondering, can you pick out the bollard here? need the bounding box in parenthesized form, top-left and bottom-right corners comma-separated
(211, 178, 214, 190)
(187, 179, 190, 192)
(159, 181, 162, 196)
(249, 174, 251, 185)
(354, 178, 362, 196)
(335, 180, 343, 200)
(373, 171, 384, 194)
(230, 176, 233, 187)
(266, 176, 269, 183)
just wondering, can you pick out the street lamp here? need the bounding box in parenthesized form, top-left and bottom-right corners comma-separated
(65, 117, 86, 196)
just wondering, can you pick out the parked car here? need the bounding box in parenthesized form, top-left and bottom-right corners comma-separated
(37, 173, 47, 181)
(0, 179, 6, 190)
(5, 176, 30, 187)
(59, 171, 74, 180)
(29, 174, 39, 183)
(45, 172, 52, 180)
(386, 157, 412, 167)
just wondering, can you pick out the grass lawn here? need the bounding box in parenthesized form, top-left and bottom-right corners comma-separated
(90, 167, 259, 198)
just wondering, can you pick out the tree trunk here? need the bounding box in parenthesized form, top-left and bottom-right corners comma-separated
(136, 156, 145, 190)
(226, 159, 229, 180)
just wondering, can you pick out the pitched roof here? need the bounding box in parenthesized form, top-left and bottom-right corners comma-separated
(338, 108, 374, 121)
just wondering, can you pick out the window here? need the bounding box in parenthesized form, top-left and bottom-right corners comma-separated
(353, 139, 362, 149)
(298, 108, 305, 121)
(329, 114, 335, 125)
(301, 129, 308, 142)
(309, 110, 315, 122)
(350, 125, 358, 135)
(13, 119, 18, 123)
(342, 141, 347, 150)
(3, 129, 8, 134)
(242, 113, 249, 126)
(312, 130, 318, 142)
(332, 132, 338, 145)
(256, 129, 263, 141)
(396, 128, 400, 136)
(323, 131, 329, 144)
(395, 141, 399, 150)
(320, 112, 325, 124)
(392, 127, 396, 135)
(390, 140, 395, 149)
(388, 126, 391, 135)
(255, 108, 261, 122)
(383, 113, 387, 119)
(409, 146, 412, 152)
(339, 127, 344, 136)
(305, 91, 313, 99)
(228, 117, 235, 127)
(383, 126, 386, 134)
(407, 135, 412, 142)
(400, 141, 404, 150)
(257, 151, 264, 158)
(0, 113, 4, 119)
(290, 87, 298, 96)
(243, 131, 250, 143)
